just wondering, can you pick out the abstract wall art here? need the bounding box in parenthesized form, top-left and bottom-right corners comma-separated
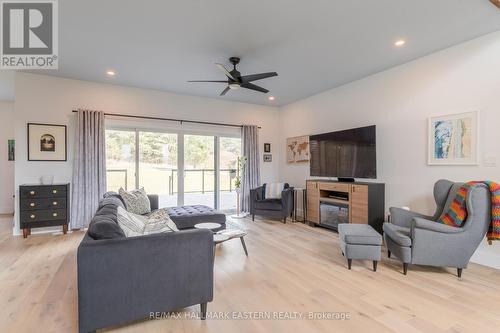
(428, 111, 478, 165)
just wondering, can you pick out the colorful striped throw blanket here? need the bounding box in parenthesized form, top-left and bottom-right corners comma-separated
(437, 181, 500, 242)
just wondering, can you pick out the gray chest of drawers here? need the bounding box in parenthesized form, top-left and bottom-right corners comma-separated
(19, 183, 70, 238)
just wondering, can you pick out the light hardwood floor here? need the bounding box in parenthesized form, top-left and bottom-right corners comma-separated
(1, 214, 500, 333)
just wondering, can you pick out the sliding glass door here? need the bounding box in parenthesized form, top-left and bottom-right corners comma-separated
(219, 137, 241, 211)
(105, 129, 136, 192)
(105, 128, 241, 211)
(184, 134, 215, 208)
(138, 131, 178, 208)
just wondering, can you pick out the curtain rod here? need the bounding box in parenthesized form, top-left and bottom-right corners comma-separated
(71, 110, 261, 129)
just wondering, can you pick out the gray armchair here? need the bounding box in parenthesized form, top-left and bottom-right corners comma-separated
(383, 179, 491, 277)
(250, 183, 294, 223)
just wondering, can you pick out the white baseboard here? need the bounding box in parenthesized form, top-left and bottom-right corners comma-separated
(470, 247, 500, 270)
(12, 225, 62, 236)
(0, 205, 14, 214)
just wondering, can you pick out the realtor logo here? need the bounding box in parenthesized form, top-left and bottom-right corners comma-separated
(1, 0, 58, 69)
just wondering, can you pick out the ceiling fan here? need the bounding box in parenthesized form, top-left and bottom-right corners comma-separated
(188, 57, 278, 96)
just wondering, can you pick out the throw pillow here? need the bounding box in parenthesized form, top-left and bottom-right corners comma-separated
(117, 206, 178, 237)
(144, 209, 179, 234)
(116, 206, 147, 237)
(119, 187, 151, 215)
(264, 182, 285, 199)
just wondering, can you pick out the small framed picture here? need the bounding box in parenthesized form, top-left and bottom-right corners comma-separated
(8, 139, 15, 161)
(263, 154, 272, 162)
(27, 123, 67, 161)
(264, 143, 271, 153)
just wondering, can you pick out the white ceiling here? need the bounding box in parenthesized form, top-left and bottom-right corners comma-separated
(27, 0, 500, 106)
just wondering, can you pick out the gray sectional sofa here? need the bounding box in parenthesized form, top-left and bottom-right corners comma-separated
(78, 194, 223, 333)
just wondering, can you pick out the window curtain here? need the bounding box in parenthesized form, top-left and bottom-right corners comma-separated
(241, 125, 260, 212)
(70, 109, 107, 229)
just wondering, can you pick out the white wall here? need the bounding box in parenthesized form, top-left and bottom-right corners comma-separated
(0, 101, 15, 214)
(14, 73, 281, 234)
(279, 31, 500, 269)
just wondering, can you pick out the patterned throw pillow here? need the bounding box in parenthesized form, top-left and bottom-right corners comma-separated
(116, 206, 147, 237)
(144, 209, 179, 234)
(119, 187, 151, 215)
(117, 206, 178, 237)
(264, 182, 285, 199)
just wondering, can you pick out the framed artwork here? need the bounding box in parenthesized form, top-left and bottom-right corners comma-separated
(286, 135, 309, 163)
(27, 123, 67, 161)
(428, 111, 478, 165)
(8, 139, 14, 161)
(264, 143, 271, 153)
(263, 154, 272, 162)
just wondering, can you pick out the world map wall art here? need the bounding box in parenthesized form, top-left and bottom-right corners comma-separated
(428, 111, 478, 165)
(286, 135, 310, 163)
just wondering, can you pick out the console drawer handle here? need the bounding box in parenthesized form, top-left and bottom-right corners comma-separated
(52, 189, 58, 194)
(52, 201, 58, 206)
(53, 213, 58, 217)
(30, 191, 35, 195)
(30, 214, 36, 219)
(30, 202, 35, 207)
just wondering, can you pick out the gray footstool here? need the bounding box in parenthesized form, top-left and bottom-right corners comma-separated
(338, 224, 382, 271)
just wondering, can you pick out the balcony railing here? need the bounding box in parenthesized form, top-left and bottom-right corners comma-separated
(107, 168, 236, 194)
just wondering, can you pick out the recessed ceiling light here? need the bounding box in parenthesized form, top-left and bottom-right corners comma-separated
(268, 96, 275, 101)
(394, 40, 406, 47)
(106, 70, 116, 76)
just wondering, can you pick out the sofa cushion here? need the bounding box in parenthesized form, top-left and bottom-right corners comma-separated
(119, 187, 151, 215)
(98, 196, 125, 211)
(167, 205, 226, 230)
(254, 199, 283, 211)
(383, 223, 412, 247)
(88, 203, 125, 239)
(103, 191, 126, 206)
(338, 224, 382, 246)
(88, 219, 126, 240)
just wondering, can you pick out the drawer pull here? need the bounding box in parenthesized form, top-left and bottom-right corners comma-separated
(30, 202, 35, 207)
(53, 213, 58, 217)
(52, 189, 58, 194)
(30, 191, 35, 195)
(30, 214, 36, 219)
(52, 201, 58, 206)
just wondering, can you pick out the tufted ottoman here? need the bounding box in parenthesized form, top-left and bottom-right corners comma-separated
(338, 224, 382, 272)
(167, 205, 226, 231)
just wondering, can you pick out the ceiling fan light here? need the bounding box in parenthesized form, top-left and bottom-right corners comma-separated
(229, 83, 240, 90)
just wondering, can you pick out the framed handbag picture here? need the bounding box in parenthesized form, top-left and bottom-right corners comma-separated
(264, 143, 271, 153)
(27, 123, 67, 161)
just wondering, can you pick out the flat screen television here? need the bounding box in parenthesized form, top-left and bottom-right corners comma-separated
(309, 125, 376, 179)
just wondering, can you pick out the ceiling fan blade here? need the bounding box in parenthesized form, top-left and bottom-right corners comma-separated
(241, 82, 269, 94)
(241, 72, 278, 83)
(220, 86, 231, 96)
(188, 80, 228, 83)
(215, 63, 236, 81)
